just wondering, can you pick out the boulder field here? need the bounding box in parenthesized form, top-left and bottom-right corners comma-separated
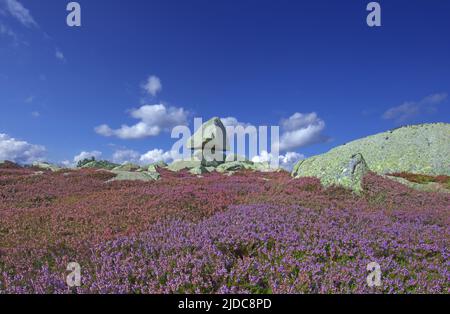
(9, 122, 448, 188)
(291, 123, 450, 192)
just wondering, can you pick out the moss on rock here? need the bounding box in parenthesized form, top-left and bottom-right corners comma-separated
(292, 123, 450, 191)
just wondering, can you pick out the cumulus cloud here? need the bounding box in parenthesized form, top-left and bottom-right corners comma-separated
(73, 150, 102, 164)
(278, 112, 327, 152)
(112, 149, 141, 164)
(139, 149, 175, 164)
(1, 0, 38, 28)
(252, 150, 304, 171)
(0, 133, 46, 163)
(95, 104, 189, 139)
(220, 113, 327, 153)
(220, 117, 252, 128)
(383, 92, 448, 123)
(278, 152, 305, 170)
(110, 148, 176, 165)
(142, 75, 162, 97)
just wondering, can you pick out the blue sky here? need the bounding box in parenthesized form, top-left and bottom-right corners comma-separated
(0, 0, 449, 167)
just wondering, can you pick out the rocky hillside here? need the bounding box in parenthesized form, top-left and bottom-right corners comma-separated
(292, 123, 450, 191)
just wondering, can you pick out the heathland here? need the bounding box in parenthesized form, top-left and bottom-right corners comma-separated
(0, 123, 449, 293)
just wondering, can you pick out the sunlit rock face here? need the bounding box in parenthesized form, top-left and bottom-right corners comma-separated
(292, 123, 450, 191)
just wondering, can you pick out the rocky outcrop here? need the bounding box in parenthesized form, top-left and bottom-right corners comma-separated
(186, 117, 230, 151)
(292, 123, 450, 191)
(108, 170, 160, 182)
(112, 163, 141, 172)
(32, 162, 61, 172)
(215, 161, 255, 173)
(80, 160, 119, 170)
(147, 161, 168, 172)
(167, 160, 202, 172)
(189, 166, 209, 175)
(167, 117, 279, 175)
(186, 117, 229, 166)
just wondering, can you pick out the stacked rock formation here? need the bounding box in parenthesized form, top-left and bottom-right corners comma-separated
(167, 117, 278, 175)
(168, 117, 230, 173)
(187, 117, 230, 166)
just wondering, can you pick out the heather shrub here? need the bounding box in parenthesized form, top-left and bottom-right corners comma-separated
(0, 168, 448, 294)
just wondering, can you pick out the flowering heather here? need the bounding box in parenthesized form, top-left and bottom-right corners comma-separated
(0, 167, 448, 294)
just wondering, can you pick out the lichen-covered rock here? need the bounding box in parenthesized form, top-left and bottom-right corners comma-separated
(186, 117, 230, 151)
(32, 162, 61, 172)
(112, 163, 141, 172)
(252, 161, 274, 172)
(294, 153, 368, 192)
(108, 170, 160, 182)
(147, 161, 168, 172)
(81, 160, 119, 170)
(189, 166, 209, 175)
(385, 175, 450, 193)
(192, 149, 226, 167)
(292, 123, 450, 191)
(216, 161, 255, 173)
(167, 160, 202, 172)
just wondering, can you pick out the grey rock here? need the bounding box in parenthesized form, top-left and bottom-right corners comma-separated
(167, 160, 202, 172)
(292, 123, 450, 191)
(32, 162, 61, 172)
(186, 117, 230, 151)
(108, 170, 160, 182)
(112, 163, 141, 172)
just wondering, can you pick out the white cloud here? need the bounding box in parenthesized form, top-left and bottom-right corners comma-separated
(220, 113, 327, 152)
(110, 148, 176, 165)
(0, 133, 46, 163)
(142, 75, 162, 96)
(280, 112, 321, 131)
(73, 150, 102, 164)
(382, 102, 419, 122)
(383, 92, 448, 123)
(139, 148, 175, 164)
(1, 0, 38, 28)
(278, 112, 327, 151)
(220, 117, 252, 128)
(31, 111, 40, 118)
(279, 151, 305, 170)
(95, 104, 189, 139)
(252, 150, 304, 171)
(55, 49, 65, 61)
(112, 149, 140, 164)
(94, 124, 114, 137)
